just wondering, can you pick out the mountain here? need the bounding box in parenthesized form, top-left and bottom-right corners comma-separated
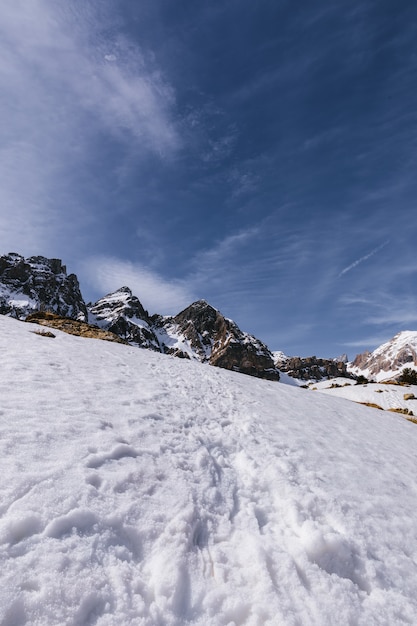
(0, 253, 279, 380)
(0, 252, 87, 320)
(349, 331, 417, 382)
(88, 286, 161, 351)
(89, 290, 280, 380)
(1, 314, 417, 624)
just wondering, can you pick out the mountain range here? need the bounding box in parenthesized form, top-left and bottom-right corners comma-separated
(1, 251, 417, 383)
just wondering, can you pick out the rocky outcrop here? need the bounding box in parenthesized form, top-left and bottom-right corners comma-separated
(164, 300, 280, 380)
(89, 295, 280, 380)
(277, 355, 351, 381)
(88, 287, 161, 351)
(0, 253, 87, 320)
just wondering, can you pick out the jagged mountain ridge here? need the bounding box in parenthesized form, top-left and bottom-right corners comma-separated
(90, 289, 280, 380)
(349, 331, 417, 381)
(0, 253, 279, 381)
(3, 252, 417, 383)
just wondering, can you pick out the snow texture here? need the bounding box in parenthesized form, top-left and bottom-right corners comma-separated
(313, 377, 417, 413)
(1, 316, 417, 625)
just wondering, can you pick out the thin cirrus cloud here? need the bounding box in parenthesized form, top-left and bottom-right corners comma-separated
(0, 0, 179, 255)
(80, 256, 195, 315)
(81, 229, 262, 318)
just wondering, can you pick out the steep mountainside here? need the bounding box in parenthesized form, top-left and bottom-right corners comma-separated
(0, 252, 87, 320)
(89, 292, 280, 380)
(160, 300, 279, 380)
(88, 287, 160, 351)
(349, 331, 417, 381)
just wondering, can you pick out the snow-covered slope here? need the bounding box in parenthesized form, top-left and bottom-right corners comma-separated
(1, 315, 417, 625)
(311, 377, 417, 416)
(350, 330, 417, 381)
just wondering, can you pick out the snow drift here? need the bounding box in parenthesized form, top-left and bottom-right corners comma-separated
(1, 315, 417, 625)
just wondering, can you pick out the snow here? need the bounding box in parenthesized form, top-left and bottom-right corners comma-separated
(312, 377, 417, 414)
(1, 315, 417, 625)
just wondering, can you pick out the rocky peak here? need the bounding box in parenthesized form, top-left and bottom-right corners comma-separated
(0, 252, 87, 320)
(349, 331, 417, 381)
(165, 300, 280, 380)
(88, 288, 160, 350)
(170, 300, 222, 358)
(89, 286, 149, 325)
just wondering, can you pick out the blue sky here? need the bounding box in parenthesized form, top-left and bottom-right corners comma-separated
(1, 0, 417, 358)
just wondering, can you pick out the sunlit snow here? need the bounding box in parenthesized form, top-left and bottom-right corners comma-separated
(1, 316, 417, 625)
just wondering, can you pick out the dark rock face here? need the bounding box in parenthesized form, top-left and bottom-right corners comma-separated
(90, 296, 280, 380)
(88, 287, 161, 351)
(167, 300, 280, 380)
(0, 253, 87, 320)
(172, 300, 218, 359)
(278, 355, 351, 381)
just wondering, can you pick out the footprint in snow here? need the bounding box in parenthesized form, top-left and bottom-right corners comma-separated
(85, 443, 139, 469)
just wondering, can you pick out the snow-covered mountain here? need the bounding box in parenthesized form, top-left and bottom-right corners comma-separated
(0, 252, 87, 320)
(4, 252, 417, 385)
(1, 314, 417, 625)
(88, 287, 161, 351)
(90, 289, 280, 380)
(349, 331, 417, 382)
(0, 255, 279, 380)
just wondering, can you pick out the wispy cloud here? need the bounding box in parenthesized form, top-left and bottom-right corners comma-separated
(0, 0, 179, 256)
(192, 227, 260, 270)
(80, 256, 194, 315)
(342, 335, 394, 350)
(338, 240, 389, 277)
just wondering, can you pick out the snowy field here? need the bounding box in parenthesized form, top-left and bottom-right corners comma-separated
(1, 315, 417, 625)
(312, 377, 417, 415)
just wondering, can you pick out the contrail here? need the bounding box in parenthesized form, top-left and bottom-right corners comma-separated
(339, 240, 389, 277)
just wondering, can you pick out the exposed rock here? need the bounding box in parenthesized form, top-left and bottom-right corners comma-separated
(168, 300, 280, 380)
(88, 287, 161, 351)
(0, 252, 87, 320)
(278, 355, 351, 381)
(336, 353, 349, 364)
(89, 295, 280, 380)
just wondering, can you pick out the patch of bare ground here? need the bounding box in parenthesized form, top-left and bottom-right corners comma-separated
(357, 402, 384, 410)
(25, 312, 127, 344)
